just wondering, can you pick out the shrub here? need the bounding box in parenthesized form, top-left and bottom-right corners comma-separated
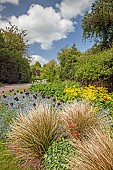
(74, 47, 113, 90)
(43, 138, 76, 170)
(69, 127, 113, 170)
(61, 102, 101, 139)
(7, 104, 63, 169)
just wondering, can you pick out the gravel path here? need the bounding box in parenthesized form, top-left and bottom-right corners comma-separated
(0, 83, 32, 95)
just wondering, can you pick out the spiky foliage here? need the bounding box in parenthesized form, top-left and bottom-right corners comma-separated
(7, 104, 62, 169)
(70, 127, 113, 170)
(61, 102, 101, 139)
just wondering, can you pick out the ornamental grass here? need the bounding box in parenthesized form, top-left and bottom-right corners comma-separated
(6, 104, 62, 170)
(69, 127, 113, 170)
(61, 102, 101, 139)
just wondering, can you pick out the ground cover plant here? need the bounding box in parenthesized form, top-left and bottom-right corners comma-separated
(43, 138, 76, 170)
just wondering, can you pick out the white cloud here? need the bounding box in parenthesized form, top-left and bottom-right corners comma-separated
(0, 16, 9, 28)
(0, 4, 74, 49)
(0, 0, 19, 5)
(57, 0, 95, 19)
(30, 55, 49, 66)
(0, 1, 95, 50)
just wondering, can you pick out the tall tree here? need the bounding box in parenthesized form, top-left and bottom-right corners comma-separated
(57, 44, 81, 81)
(30, 62, 41, 77)
(1, 24, 28, 58)
(82, 0, 113, 49)
(0, 25, 31, 83)
(41, 60, 60, 82)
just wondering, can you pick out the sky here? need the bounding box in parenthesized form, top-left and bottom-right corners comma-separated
(0, 0, 95, 65)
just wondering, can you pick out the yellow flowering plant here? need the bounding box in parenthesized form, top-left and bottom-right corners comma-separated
(64, 85, 113, 113)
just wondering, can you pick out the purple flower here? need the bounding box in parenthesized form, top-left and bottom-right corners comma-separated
(45, 95, 50, 99)
(60, 99, 64, 103)
(25, 91, 29, 95)
(33, 95, 37, 99)
(2, 91, 4, 93)
(3, 95, 7, 98)
(42, 95, 45, 99)
(10, 103, 13, 106)
(14, 97, 19, 101)
(9, 89, 14, 92)
(52, 97, 56, 102)
(33, 103, 36, 107)
(57, 102, 61, 106)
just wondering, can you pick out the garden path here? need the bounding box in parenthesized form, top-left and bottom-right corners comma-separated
(0, 83, 32, 95)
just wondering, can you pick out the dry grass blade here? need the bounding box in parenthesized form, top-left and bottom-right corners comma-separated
(69, 127, 113, 170)
(7, 104, 62, 169)
(61, 102, 100, 138)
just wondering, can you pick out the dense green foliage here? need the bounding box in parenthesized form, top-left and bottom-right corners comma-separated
(43, 138, 76, 170)
(0, 55, 19, 83)
(30, 61, 41, 78)
(0, 25, 31, 83)
(82, 0, 113, 49)
(74, 47, 113, 88)
(29, 81, 80, 101)
(41, 60, 60, 82)
(57, 43, 113, 90)
(29, 82, 66, 101)
(57, 44, 81, 81)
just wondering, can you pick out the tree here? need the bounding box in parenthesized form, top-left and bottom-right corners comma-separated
(0, 24, 31, 83)
(0, 55, 19, 83)
(30, 62, 41, 77)
(41, 60, 60, 82)
(82, 0, 113, 49)
(57, 44, 81, 80)
(1, 24, 28, 58)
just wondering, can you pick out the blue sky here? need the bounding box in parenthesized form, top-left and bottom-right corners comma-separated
(0, 0, 95, 65)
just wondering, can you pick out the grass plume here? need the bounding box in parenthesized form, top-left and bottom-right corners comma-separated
(7, 104, 62, 169)
(69, 127, 113, 170)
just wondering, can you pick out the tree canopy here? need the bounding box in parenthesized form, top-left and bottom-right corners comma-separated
(57, 44, 81, 80)
(41, 60, 60, 82)
(82, 0, 113, 49)
(0, 25, 31, 83)
(30, 61, 42, 77)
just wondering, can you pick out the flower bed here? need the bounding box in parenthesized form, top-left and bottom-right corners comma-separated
(0, 84, 113, 170)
